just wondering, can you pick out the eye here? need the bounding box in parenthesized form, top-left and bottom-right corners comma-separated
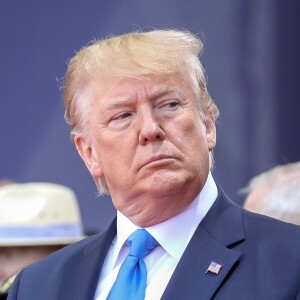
(112, 112, 132, 121)
(157, 100, 180, 111)
(168, 101, 179, 108)
(108, 111, 133, 130)
(116, 112, 132, 119)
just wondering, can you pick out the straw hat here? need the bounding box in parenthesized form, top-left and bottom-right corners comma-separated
(0, 182, 85, 246)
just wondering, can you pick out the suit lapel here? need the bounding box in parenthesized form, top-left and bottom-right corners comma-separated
(57, 219, 117, 300)
(161, 190, 245, 300)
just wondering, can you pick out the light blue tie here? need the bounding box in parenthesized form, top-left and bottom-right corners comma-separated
(107, 229, 159, 300)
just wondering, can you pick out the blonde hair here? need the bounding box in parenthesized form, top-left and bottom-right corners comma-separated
(63, 29, 219, 193)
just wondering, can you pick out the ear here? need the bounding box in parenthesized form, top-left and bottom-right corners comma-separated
(205, 117, 217, 151)
(74, 135, 103, 177)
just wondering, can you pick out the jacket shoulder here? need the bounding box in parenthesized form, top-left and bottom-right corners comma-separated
(241, 207, 300, 258)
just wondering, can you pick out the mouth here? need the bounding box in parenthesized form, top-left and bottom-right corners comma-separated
(140, 155, 177, 170)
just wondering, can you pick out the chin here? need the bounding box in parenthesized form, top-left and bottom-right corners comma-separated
(146, 171, 192, 196)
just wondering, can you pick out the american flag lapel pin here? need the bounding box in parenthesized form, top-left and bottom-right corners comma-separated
(206, 261, 222, 275)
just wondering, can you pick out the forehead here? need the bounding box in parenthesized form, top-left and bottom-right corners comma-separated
(88, 73, 196, 104)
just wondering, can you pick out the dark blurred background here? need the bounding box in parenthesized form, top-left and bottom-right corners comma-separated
(1, 0, 299, 234)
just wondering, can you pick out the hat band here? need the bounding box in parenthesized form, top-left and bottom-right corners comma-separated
(0, 224, 83, 240)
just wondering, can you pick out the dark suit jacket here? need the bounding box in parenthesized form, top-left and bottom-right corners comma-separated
(8, 190, 300, 300)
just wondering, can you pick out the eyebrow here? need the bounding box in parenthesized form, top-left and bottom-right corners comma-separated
(104, 83, 184, 111)
(150, 84, 180, 99)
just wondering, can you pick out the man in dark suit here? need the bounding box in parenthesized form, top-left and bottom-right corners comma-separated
(8, 29, 300, 300)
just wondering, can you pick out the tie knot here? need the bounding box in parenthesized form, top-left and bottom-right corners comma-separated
(127, 229, 159, 259)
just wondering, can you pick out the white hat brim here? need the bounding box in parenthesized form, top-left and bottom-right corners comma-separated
(0, 235, 86, 247)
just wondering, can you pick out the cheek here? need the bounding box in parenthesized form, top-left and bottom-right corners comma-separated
(94, 134, 135, 175)
(171, 116, 208, 151)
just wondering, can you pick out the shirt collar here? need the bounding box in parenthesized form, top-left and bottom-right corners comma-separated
(115, 172, 218, 261)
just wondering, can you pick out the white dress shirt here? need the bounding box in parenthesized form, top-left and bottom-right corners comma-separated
(94, 172, 218, 300)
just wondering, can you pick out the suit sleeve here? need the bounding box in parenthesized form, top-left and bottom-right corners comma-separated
(296, 286, 300, 300)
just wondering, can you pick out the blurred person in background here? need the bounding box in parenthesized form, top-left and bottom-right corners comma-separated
(0, 182, 85, 299)
(242, 162, 300, 225)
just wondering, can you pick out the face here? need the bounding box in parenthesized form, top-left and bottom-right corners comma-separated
(0, 246, 61, 284)
(75, 73, 216, 226)
(243, 185, 270, 214)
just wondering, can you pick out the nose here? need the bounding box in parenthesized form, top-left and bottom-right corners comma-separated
(138, 110, 165, 145)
